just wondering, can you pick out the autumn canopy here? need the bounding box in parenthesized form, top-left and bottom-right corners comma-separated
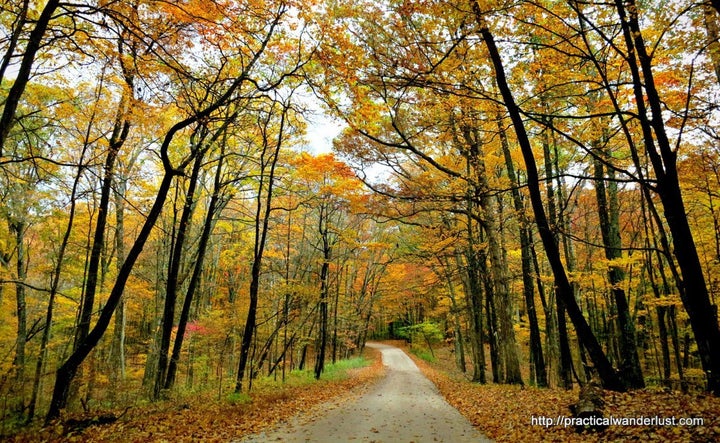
(1, 0, 720, 439)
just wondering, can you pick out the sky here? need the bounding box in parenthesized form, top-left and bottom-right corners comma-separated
(303, 111, 344, 154)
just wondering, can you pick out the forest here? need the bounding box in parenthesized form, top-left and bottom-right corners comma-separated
(1, 0, 720, 440)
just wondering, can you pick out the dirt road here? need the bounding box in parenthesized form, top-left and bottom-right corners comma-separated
(239, 342, 491, 442)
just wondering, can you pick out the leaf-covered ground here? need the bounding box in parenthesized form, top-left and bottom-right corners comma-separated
(13, 343, 720, 442)
(407, 344, 720, 443)
(10, 348, 384, 442)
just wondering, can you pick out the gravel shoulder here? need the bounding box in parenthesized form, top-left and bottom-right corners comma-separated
(239, 342, 491, 442)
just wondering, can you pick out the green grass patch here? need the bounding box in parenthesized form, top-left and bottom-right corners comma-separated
(238, 355, 371, 396)
(322, 356, 369, 381)
(409, 347, 436, 363)
(283, 368, 317, 386)
(226, 391, 252, 404)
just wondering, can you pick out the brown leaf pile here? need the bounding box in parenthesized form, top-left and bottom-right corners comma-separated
(409, 347, 720, 443)
(11, 348, 384, 442)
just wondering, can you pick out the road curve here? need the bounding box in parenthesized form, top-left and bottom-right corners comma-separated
(239, 342, 491, 442)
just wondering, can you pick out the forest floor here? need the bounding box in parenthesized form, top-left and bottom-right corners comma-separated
(11, 342, 720, 442)
(406, 342, 720, 442)
(10, 347, 385, 442)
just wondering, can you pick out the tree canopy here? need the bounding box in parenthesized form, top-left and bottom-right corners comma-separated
(1, 0, 720, 438)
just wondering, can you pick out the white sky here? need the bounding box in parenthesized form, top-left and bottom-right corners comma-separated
(303, 112, 344, 154)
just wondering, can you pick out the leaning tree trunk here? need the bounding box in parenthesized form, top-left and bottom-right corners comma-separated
(475, 14, 625, 391)
(0, 0, 60, 154)
(614, 0, 720, 395)
(154, 143, 205, 399)
(75, 113, 129, 350)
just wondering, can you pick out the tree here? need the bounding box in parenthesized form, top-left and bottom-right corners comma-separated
(46, 0, 299, 421)
(0, 0, 61, 154)
(0, 81, 63, 418)
(472, 2, 624, 391)
(497, 113, 547, 387)
(153, 126, 208, 399)
(609, 0, 720, 395)
(593, 151, 644, 388)
(235, 94, 295, 393)
(289, 153, 365, 379)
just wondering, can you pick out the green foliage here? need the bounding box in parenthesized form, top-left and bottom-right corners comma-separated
(397, 322, 444, 346)
(398, 322, 444, 359)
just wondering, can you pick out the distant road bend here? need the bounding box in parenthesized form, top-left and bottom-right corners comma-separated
(239, 342, 492, 442)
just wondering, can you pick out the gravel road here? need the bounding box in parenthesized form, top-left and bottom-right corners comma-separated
(239, 342, 491, 442)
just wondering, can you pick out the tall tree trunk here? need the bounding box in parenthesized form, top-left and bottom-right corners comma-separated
(10, 220, 27, 410)
(165, 147, 227, 390)
(594, 157, 644, 388)
(479, 240, 501, 383)
(486, 191, 522, 384)
(332, 263, 344, 364)
(457, 155, 487, 383)
(75, 114, 129, 352)
(668, 306, 685, 387)
(642, 191, 685, 386)
(315, 210, 331, 380)
(458, 123, 511, 383)
(110, 178, 127, 384)
(439, 255, 467, 373)
(154, 143, 205, 399)
(236, 103, 286, 392)
(615, 0, 720, 395)
(459, 241, 486, 383)
(499, 121, 546, 386)
(541, 126, 574, 389)
(475, 13, 624, 391)
(28, 160, 85, 420)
